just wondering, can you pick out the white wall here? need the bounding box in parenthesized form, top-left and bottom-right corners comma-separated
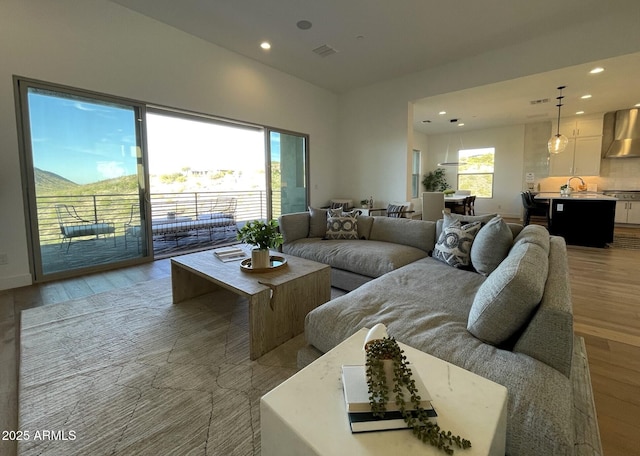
(0, 0, 338, 289)
(337, 6, 640, 210)
(425, 126, 526, 218)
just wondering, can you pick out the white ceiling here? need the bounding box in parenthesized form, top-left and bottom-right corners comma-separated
(110, 0, 640, 134)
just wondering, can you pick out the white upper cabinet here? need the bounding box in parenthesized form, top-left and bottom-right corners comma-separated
(549, 115, 603, 177)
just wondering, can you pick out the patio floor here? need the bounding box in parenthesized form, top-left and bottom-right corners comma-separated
(40, 226, 239, 276)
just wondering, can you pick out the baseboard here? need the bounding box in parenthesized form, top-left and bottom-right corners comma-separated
(0, 273, 32, 291)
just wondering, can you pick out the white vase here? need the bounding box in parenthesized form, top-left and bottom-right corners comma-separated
(363, 323, 389, 351)
(251, 248, 270, 269)
(363, 324, 395, 386)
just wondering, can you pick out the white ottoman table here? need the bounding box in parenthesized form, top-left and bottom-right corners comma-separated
(261, 328, 507, 456)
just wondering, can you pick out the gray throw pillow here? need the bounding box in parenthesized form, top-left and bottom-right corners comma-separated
(432, 221, 481, 268)
(467, 241, 549, 345)
(308, 206, 328, 238)
(442, 211, 497, 230)
(471, 216, 513, 276)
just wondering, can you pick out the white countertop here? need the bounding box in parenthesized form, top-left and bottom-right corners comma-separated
(535, 192, 618, 201)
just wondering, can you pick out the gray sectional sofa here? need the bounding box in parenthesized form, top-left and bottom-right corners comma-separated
(277, 210, 602, 456)
(279, 209, 435, 291)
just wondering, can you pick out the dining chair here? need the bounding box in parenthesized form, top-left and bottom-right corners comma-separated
(421, 192, 445, 222)
(521, 192, 549, 227)
(467, 195, 476, 215)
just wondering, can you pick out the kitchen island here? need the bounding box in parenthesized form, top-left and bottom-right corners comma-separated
(535, 193, 617, 248)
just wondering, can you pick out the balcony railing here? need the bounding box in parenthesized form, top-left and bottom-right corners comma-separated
(36, 190, 270, 247)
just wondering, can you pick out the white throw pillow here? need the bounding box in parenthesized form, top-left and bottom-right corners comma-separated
(432, 221, 481, 268)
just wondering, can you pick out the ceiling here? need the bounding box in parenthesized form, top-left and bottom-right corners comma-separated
(413, 51, 640, 135)
(110, 0, 640, 134)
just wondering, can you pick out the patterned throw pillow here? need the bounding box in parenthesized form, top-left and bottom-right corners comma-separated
(386, 204, 406, 218)
(432, 221, 481, 268)
(325, 214, 358, 240)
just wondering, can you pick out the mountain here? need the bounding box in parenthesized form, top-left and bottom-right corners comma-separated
(34, 168, 137, 196)
(34, 168, 78, 193)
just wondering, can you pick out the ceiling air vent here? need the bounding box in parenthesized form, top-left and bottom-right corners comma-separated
(312, 44, 338, 57)
(529, 98, 550, 105)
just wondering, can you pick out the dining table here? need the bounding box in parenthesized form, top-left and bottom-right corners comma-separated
(444, 194, 470, 211)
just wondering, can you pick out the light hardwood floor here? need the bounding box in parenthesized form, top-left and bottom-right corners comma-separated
(1, 242, 640, 456)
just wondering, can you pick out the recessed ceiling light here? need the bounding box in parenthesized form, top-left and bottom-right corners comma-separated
(576, 111, 585, 115)
(457, 123, 465, 127)
(296, 20, 312, 30)
(581, 94, 592, 99)
(635, 103, 640, 107)
(589, 67, 605, 74)
(438, 111, 446, 115)
(260, 41, 271, 50)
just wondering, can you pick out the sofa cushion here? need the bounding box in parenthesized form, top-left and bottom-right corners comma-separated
(512, 223, 550, 251)
(442, 211, 497, 229)
(308, 207, 328, 238)
(467, 240, 549, 345)
(357, 216, 374, 239)
(282, 238, 429, 278)
(325, 215, 358, 240)
(368, 217, 435, 252)
(470, 216, 513, 276)
(432, 221, 481, 268)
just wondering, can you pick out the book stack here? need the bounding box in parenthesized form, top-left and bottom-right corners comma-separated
(341, 364, 437, 433)
(213, 246, 247, 262)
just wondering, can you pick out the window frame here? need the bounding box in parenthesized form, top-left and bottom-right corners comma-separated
(411, 149, 421, 198)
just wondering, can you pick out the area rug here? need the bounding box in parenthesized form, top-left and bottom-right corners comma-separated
(18, 278, 304, 456)
(610, 234, 640, 250)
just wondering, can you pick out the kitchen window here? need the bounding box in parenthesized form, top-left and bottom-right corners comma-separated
(457, 147, 494, 198)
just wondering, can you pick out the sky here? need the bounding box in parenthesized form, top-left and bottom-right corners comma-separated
(146, 112, 268, 175)
(28, 90, 271, 186)
(28, 90, 139, 184)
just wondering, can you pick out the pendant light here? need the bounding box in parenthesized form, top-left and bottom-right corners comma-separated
(438, 136, 468, 166)
(548, 86, 568, 154)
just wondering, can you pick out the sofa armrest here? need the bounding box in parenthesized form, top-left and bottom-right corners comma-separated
(278, 212, 310, 243)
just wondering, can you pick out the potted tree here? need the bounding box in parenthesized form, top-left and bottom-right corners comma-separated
(422, 168, 450, 192)
(237, 219, 283, 269)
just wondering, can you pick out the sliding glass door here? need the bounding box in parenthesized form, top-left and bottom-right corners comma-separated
(268, 130, 309, 219)
(16, 79, 150, 281)
(15, 79, 311, 281)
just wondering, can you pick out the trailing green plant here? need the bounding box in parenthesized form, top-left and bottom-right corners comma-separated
(236, 219, 283, 250)
(365, 337, 471, 455)
(422, 168, 449, 192)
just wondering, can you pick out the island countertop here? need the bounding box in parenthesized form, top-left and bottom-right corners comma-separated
(534, 192, 618, 201)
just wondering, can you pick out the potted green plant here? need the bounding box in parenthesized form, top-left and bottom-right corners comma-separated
(237, 219, 283, 269)
(365, 336, 471, 455)
(560, 184, 572, 196)
(422, 168, 450, 192)
(360, 199, 370, 208)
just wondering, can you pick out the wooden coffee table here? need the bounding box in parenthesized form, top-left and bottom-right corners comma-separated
(261, 328, 508, 456)
(171, 250, 331, 360)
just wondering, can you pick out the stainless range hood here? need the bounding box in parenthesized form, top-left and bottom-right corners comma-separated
(602, 108, 640, 158)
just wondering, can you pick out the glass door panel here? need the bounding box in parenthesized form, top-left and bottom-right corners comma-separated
(268, 130, 308, 219)
(17, 81, 149, 280)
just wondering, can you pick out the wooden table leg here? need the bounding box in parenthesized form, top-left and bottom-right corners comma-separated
(171, 261, 222, 304)
(248, 267, 331, 360)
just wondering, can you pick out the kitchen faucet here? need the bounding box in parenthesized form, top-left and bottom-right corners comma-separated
(567, 176, 585, 191)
